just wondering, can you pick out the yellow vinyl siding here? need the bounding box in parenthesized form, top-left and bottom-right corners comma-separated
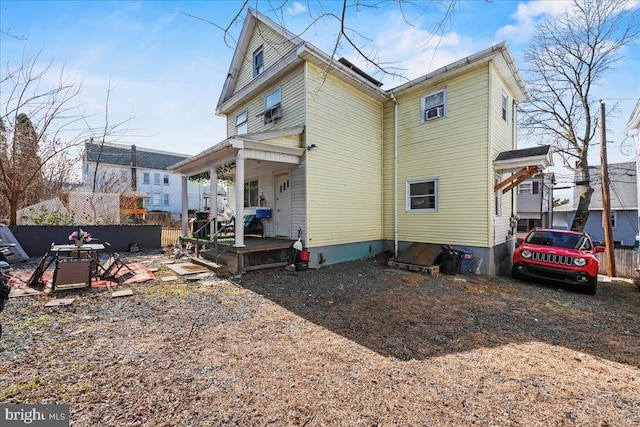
(226, 66, 305, 147)
(233, 22, 297, 96)
(383, 65, 493, 247)
(489, 62, 518, 245)
(305, 63, 383, 247)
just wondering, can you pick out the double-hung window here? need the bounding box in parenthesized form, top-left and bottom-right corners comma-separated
(502, 92, 508, 122)
(422, 89, 446, 122)
(236, 110, 248, 135)
(163, 194, 170, 207)
(517, 182, 532, 195)
(153, 173, 160, 185)
(263, 88, 282, 123)
(253, 47, 264, 77)
(143, 172, 150, 185)
(163, 174, 169, 186)
(244, 179, 259, 207)
(407, 178, 438, 211)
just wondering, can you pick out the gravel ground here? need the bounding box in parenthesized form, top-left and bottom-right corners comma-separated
(1, 250, 639, 426)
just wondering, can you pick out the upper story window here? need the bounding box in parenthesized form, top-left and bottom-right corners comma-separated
(422, 89, 446, 122)
(406, 178, 438, 211)
(163, 174, 169, 185)
(502, 92, 508, 121)
(143, 172, 150, 185)
(154, 173, 160, 185)
(236, 110, 248, 135)
(253, 47, 264, 78)
(263, 88, 282, 123)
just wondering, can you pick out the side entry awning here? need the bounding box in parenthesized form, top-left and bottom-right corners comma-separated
(493, 145, 553, 194)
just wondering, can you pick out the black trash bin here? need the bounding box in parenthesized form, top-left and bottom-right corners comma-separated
(440, 245, 462, 275)
(455, 246, 473, 274)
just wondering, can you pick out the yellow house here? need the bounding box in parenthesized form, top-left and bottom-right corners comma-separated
(170, 8, 551, 275)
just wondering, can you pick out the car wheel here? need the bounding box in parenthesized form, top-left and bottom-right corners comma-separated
(583, 277, 597, 295)
(511, 265, 523, 281)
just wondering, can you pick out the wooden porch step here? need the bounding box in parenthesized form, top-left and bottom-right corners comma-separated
(189, 255, 227, 274)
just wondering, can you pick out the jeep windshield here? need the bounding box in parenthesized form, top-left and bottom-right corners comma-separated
(525, 231, 592, 250)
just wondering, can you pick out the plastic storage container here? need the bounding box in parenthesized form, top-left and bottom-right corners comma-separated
(255, 208, 272, 219)
(440, 245, 462, 275)
(455, 246, 473, 274)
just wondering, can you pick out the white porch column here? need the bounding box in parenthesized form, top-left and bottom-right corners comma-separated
(181, 175, 189, 237)
(234, 151, 246, 247)
(210, 165, 217, 234)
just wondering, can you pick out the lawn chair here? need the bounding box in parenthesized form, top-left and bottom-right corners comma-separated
(94, 241, 134, 281)
(52, 257, 92, 291)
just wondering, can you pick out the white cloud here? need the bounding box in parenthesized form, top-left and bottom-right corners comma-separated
(287, 2, 307, 17)
(347, 13, 472, 84)
(497, 0, 572, 42)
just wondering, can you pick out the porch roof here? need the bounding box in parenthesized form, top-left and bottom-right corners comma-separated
(168, 126, 306, 176)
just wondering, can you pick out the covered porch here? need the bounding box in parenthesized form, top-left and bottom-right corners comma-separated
(169, 127, 307, 274)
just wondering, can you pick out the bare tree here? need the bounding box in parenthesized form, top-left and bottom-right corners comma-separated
(519, 0, 639, 232)
(0, 51, 131, 224)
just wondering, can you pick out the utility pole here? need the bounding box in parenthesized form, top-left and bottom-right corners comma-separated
(600, 101, 616, 277)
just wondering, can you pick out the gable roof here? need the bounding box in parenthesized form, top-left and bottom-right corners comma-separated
(217, 9, 529, 115)
(85, 142, 189, 170)
(389, 42, 529, 102)
(493, 145, 553, 173)
(575, 162, 637, 210)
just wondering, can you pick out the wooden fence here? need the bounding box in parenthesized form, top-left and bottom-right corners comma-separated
(596, 249, 640, 278)
(161, 226, 183, 248)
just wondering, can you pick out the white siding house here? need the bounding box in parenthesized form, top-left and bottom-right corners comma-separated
(83, 142, 205, 218)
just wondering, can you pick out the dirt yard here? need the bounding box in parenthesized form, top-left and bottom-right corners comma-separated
(1, 251, 639, 426)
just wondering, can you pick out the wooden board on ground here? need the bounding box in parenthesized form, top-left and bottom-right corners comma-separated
(165, 262, 210, 275)
(111, 289, 134, 298)
(45, 298, 75, 307)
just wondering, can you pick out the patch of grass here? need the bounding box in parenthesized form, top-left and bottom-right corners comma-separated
(14, 314, 55, 332)
(1, 379, 39, 401)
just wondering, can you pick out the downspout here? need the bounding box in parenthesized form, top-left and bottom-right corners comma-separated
(390, 93, 399, 257)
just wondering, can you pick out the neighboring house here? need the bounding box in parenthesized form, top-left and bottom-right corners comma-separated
(83, 142, 206, 218)
(561, 162, 638, 247)
(170, 9, 550, 275)
(624, 99, 640, 243)
(516, 172, 555, 232)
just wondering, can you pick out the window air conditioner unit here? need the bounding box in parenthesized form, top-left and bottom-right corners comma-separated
(263, 104, 282, 123)
(425, 106, 444, 121)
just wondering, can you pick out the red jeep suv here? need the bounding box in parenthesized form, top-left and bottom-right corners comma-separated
(512, 229, 605, 295)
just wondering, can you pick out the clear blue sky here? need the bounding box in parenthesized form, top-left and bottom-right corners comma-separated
(1, 0, 639, 192)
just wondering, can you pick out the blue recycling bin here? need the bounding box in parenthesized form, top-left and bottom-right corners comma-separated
(455, 246, 473, 274)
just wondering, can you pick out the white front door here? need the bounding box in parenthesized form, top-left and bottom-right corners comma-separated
(274, 173, 291, 237)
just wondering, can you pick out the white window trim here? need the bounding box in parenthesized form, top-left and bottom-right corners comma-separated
(603, 211, 617, 229)
(244, 178, 260, 208)
(406, 177, 439, 212)
(236, 110, 248, 135)
(143, 172, 150, 185)
(502, 91, 508, 122)
(163, 174, 169, 186)
(421, 88, 446, 123)
(517, 182, 533, 195)
(263, 88, 282, 123)
(253, 46, 264, 78)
